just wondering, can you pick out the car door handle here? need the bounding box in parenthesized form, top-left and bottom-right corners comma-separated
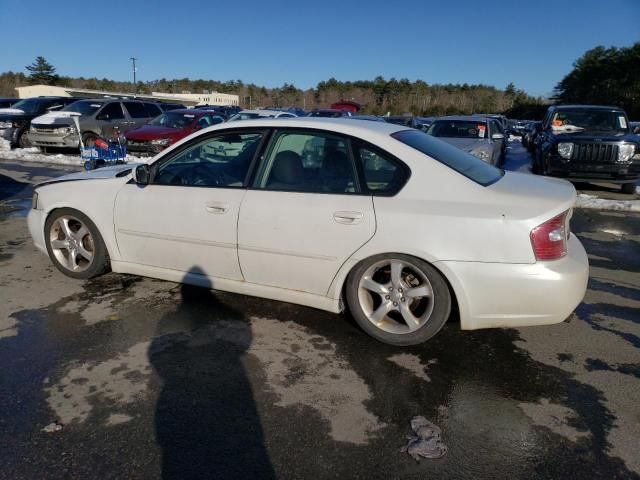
(205, 202, 229, 214)
(333, 211, 363, 225)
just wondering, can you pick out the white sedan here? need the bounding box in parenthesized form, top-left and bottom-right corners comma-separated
(27, 118, 588, 345)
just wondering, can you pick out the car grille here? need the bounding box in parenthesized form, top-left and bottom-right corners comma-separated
(571, 143, 618, 163)
(31, 127, 59, 134)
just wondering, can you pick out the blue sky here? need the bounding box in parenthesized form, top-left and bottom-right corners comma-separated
(1, 0, 638, 97)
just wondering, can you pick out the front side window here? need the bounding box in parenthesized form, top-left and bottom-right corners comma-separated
(153, 132, 263, 187)
(123, 102, 150, 119)
(97, 102, 124, 120)
(255, 131, 358, 194)
(393, 129, 503, 186)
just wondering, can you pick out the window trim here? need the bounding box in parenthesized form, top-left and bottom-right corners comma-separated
(147, 128, 271, 189)
(250, 127, 364, 196)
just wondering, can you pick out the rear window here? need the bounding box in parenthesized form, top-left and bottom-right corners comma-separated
(392, 129, 503, 186)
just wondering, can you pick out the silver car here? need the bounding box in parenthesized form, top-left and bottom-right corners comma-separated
(29, 99, 163, 149)
(427, 115, 506, 165)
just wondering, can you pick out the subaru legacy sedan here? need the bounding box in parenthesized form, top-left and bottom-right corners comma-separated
(27, 118, 588, 346)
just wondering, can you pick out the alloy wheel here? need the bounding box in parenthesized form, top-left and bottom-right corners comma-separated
(48, 215, 95, 272)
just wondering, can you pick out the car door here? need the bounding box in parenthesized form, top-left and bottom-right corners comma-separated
(237, 129, 376, 296)
(114, 129, 267, 280)
(122, 101, 153, 131)
(93, 102, 129, 138)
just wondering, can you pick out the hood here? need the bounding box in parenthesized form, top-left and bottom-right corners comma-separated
(551, 130, 638, 143)
(31, 111, 78, 127)
(125, 125, 188, 141)
(36, 163, 138, 187)
(0, 108, 25, 115)
(438, 137, 489, 152)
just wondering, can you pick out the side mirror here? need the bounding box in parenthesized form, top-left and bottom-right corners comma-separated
(133, 164, 150, 185)
(491, 133, 505, 140)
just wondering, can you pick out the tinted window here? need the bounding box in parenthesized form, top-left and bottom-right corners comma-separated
(551, 109, 628, 132)
(392, 129, 503, 186)
(144, 103, 162, 117)
(98, 102, 124, 120)
(353, 141, 407, 195)
(255, 131, 358, 194)
(428, 120, 488, 139)
(154, 132, 263, 187)
(123, 102, 150, 118)
(10, 98, 46, 114)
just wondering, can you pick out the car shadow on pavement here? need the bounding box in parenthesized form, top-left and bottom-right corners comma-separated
(148, 267, 275, 480)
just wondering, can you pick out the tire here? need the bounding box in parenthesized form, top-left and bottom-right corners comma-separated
(17, 128, 32, 148)
(44, 208, 110, 279)
(621, 183, 637, 195)
(346, 253, 452, 346)
(82, 132, 98, 148)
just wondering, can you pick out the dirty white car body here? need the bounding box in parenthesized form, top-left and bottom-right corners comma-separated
(27, 118, 588, 344)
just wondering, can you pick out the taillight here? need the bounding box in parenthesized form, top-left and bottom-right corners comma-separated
(530, 210, 569, 261)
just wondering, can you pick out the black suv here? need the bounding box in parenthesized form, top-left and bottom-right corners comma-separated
(534, 105, 639, 194)
(0, 96, 79, 148)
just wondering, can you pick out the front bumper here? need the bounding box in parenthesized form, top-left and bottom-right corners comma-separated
(27, 208, 47, 255)
(548, 155, 640, 183)
(29, 131, 79, 148)
(439, 234, 589, 330)
(0, 126, 14, 140)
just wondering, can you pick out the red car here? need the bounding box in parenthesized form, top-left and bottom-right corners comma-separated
(125, 109, 224, 155)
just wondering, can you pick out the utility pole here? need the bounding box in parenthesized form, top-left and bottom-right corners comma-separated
(130, 57, 138, 94)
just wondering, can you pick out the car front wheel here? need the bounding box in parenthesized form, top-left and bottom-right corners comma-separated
(621, 183, 637, 195)
(44, 208, 110, 279)
(346, 254, 451, 346)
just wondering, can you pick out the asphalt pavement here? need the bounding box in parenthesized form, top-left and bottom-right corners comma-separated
(0, 154, 639, 480)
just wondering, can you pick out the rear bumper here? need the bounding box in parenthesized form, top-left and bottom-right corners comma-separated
(439, 234, 589, 330)
(27, 208, 47, 255)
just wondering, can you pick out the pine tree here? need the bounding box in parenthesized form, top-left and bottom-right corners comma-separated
(25, 56, 59, 85)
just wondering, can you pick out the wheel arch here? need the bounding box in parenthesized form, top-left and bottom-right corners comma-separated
(331, 250, 468, 328)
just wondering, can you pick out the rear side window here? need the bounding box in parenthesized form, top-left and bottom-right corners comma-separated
(98, 102, 124, 120)
(352, 141, 407, 195)
(144, 103, 162, 117)
(123, 102, 150, 118)
(392, 129, 503, 186)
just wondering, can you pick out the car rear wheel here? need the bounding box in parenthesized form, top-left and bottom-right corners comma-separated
(346, 254, 451, 346)
(621, 183, 637, 195)
(82, 132, 98, 148)
(44, 208, 110, 279)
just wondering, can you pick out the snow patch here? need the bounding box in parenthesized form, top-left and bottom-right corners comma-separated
(0, 138, 145, 166)
(575, 193, 640, 212)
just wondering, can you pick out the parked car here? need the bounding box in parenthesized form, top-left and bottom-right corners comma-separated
(227, 109, 298, 121)
(266, 106, 306, 117)
(533, 105, 640, 194)
(383, 115, 413, 127)
(522, 121, 542, 151)
(412, 116, 435, 132)
(29, 99, 163, 149)
(0, 96, 78, 148)
(307, 109, 352, 118)
(28, 118, 587, 346)
(0, 98, 19, 109)
(348, 115, 386, 122)
(511, 120, 531, 136)
(195, 105, 241, 117)
(426, 115, 506, 165)
(125, 109, 224, 155)
(158, 103, 186, 112)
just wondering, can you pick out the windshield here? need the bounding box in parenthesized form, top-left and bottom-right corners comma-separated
(149, 112, 195, 129)
(8, 98, 43, 115)
(392, 129, 503, 186)
(62, 101, 102, 116)
(551, 110, 629, 132)
(428, 120, 488, 139)
(308, 110, 343, 118)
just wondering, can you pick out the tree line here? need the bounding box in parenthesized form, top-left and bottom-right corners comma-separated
(2, 43, 638, 119)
